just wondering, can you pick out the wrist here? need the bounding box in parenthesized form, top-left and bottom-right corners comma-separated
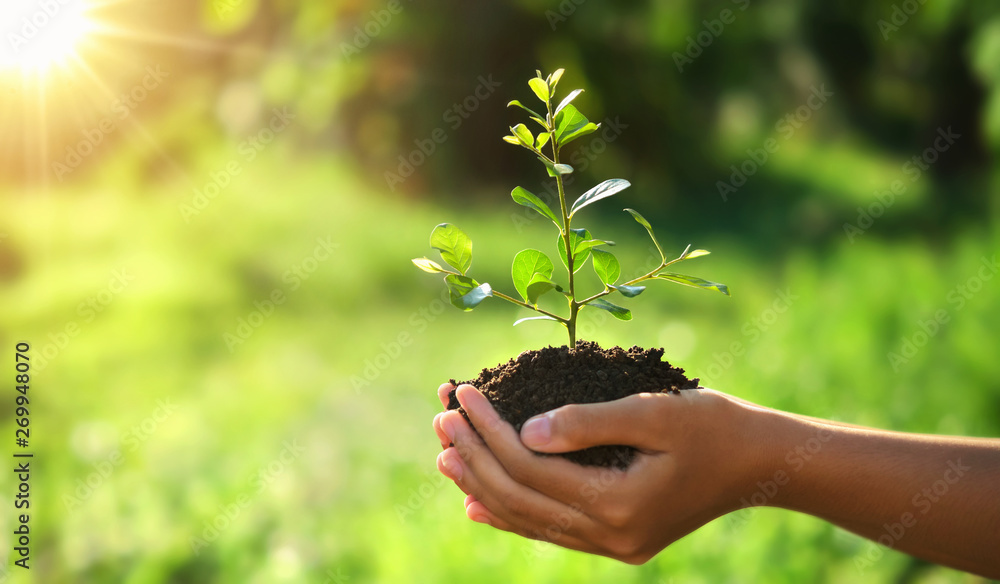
(712, 393, 818, 512)
(739, 403, 842, 512)
(687, 390, 779, 514)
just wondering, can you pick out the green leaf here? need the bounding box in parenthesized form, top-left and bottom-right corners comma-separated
(656, 273, 730, 296)
(535, 131, 551, 150)
(562, 122, 600, 145)
(412, 258, 447, 273)
(569, 178, 631, 216)
(430, 223, 473, 275)
(525, 273, 556, 304)
(502, 135, 520, 145)
(511, 124, 533, 148)
(445, 274, 493, 310)
(529, 116, 549, 131)
(611, 284, 645, 297)
(587, 298, 632, 321)
(682, 248, 711, 260)
(444, 273, 475, 296)
(507, 99, 543, 120)
(624, 208, 664, 261)
(591, 249, 620, 285)
(553, 102, 600, 146)
(547, 68, 564, 92)
(511, 249, 555, 302)
(537, 157, 574, 177)
(528, 77, 550, 103)
(553, 104, 590, 144)
(513, 315, 559, 327)
(556, 228, 594, 273)
(511, 186, 560, 227)
(555, 89, 583, 115)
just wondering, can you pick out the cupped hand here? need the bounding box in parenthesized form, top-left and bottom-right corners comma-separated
(431, 382, 764, 564)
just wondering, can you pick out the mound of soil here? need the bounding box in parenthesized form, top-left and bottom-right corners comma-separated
(448, 340, 699, 469)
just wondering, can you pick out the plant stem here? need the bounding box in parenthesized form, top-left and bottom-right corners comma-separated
(549, 102, 577, 347)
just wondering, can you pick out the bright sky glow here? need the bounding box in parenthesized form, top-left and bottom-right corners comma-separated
(0, 0, 96, 73)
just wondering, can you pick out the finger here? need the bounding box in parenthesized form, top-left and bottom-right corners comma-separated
(456, 384, 619, 505)
(436, 448, 469, 495)
(432, 412, 450, 449)
(520, 391, 686, 453)
(454, 384, 517, 439)
(465, 498, 493, 523)
(437, 382, 455, 409)
(464, 498, 607, 557)
(439, 409, 599, 538)
(449, 395, 668, 564)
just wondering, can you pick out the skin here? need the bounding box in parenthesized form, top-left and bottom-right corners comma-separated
(432, 383, 1000, 577)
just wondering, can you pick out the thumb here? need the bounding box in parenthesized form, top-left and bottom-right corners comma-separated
(520, 392, 678, 453)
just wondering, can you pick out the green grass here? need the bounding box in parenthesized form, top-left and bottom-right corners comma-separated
(1, 146, 997, 583)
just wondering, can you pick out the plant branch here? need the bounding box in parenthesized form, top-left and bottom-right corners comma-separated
(516, 141, 553, 163)
(576, 255, 687, 306)
(437, 268, 567, 322)
(490, 289, 568, 323)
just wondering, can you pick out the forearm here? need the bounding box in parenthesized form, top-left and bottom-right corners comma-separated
(742, 403, 1000, 578)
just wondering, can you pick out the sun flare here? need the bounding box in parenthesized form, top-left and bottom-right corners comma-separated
(0, 0, 97, 74)
(0, 0, 260, 184)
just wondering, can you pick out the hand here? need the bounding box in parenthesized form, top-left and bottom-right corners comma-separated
(431, 382, 763, 563)
(432, 382, 1000, 577)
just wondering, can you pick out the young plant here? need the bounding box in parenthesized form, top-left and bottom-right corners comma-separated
(412, 68, 729, 346)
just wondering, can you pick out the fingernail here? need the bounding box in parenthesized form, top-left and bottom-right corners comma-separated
(520, 414, 551, 447)
(471, 515, 492, 526)
(442, 451, 463, 481)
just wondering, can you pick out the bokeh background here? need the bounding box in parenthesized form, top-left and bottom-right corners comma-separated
(1, 0, 999, 582)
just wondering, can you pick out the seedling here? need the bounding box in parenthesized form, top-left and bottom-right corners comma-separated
(412, 68, 729, 346)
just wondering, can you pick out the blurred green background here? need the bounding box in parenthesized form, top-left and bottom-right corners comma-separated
(1, 0, 999, 582)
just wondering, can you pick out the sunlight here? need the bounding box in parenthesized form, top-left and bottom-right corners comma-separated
(0, 0, 97, 74)
(0, 0, 264, 184)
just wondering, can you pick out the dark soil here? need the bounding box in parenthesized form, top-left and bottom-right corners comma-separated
(448, 340, 699, 470)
